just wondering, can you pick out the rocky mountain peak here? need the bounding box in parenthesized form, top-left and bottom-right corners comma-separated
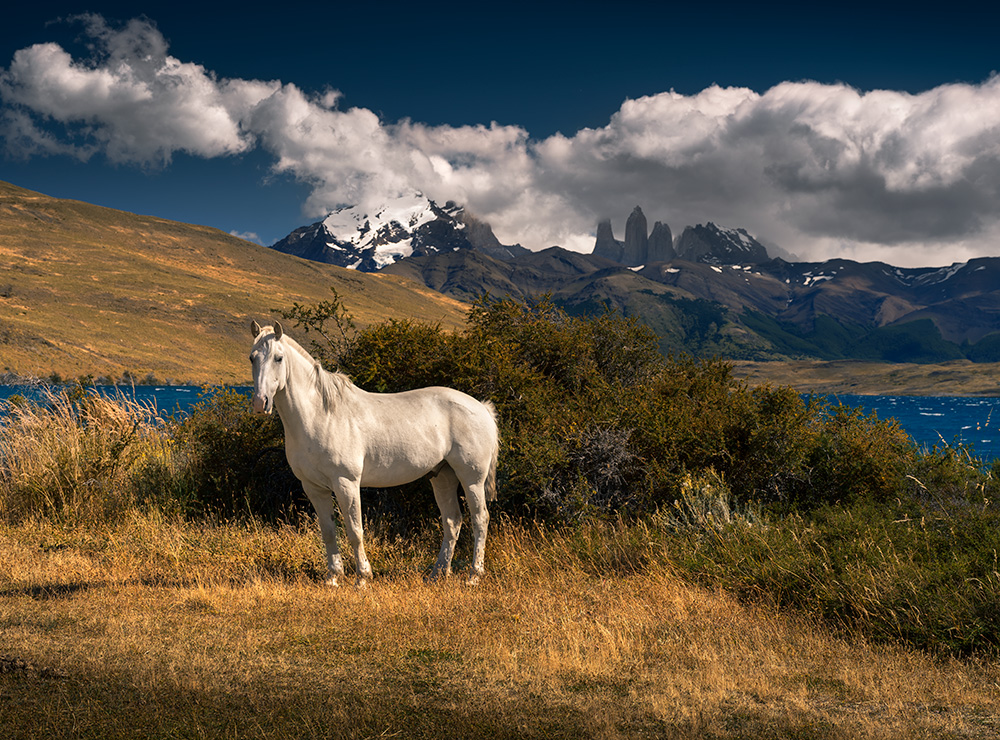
(594, 219, 625, 262)
(674, 222, 770, 264)
(593, 206, 669, 267)
(270, 193, 523, 271)
(648, 221, 675, 262)
(623, 206, 648, 266)
(592, 208, 770, 268)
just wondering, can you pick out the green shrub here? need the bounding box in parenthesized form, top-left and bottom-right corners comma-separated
(166, 387, 305, 520)
(799, 405, 919, 505)
(341, 319, 462, 393)
(666, 493, 1000, 656)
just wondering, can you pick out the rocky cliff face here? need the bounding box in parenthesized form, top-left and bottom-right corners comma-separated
(675, 222, 770, 264)
(461, 212, 530, 260)
(623, 207, 649, 266)
(648, 221, 674, 262)
(593, 219, 624, 262)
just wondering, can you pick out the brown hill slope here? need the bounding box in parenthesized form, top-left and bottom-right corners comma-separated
(0, 182, 467, 384)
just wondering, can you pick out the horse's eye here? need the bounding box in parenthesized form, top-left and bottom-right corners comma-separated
(275, 356, 283, 363)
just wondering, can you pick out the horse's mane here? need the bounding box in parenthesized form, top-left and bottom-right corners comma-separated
(280, 333, 352, 411)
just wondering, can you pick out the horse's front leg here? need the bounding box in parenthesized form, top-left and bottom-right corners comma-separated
(333, 477, 373, 587)
(302, 482, 345, 587)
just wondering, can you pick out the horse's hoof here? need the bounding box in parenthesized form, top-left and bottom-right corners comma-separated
(465, 573, 482, 587)
(324, 576, 341, 587)
(355, 577, 370, 590)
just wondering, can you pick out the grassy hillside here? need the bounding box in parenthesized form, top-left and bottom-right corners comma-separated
(0, 181, 466, 384)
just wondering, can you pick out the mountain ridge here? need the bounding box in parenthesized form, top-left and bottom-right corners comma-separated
(271, 196, 1000, 363)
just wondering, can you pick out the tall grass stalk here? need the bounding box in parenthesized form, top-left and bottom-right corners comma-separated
(0, 389, 170, 523)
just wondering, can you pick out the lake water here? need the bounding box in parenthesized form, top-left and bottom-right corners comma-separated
(0, 385, 249, 418)
(829, 394, 1000, 462)
(2, 386, 999, 462)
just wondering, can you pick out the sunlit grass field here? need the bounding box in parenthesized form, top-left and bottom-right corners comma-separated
(0, 180, 466, 384)
(3, 513, 999, 739)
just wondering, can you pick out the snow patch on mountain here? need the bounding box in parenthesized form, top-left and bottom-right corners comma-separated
(322, 195, 463, 269)
(911, 262, 967, 286)
(271, 193, 469, 271)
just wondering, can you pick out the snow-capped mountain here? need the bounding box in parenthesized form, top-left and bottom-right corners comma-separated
(271, 193, 525, 272)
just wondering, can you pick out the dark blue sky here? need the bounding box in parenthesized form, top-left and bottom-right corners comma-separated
(2, 1, 999, 256)
(6, 2, 994, 135)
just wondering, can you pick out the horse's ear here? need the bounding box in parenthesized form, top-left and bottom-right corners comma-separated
(251, 320, 262, 337)
(274, 321, 283, 340)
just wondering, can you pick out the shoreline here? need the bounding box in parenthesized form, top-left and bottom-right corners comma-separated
(731, 359, 1000, 397)
(7, 360, 1000, 397)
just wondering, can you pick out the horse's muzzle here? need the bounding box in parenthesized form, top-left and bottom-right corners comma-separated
(252, 393, 272, 415)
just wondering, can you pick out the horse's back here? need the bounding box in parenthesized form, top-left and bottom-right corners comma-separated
(350, 385, 497, 487)
(371, 386, 495, 451)
(368, 385, 494, 430)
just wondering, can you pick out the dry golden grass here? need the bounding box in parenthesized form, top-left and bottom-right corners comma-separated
(2, 515, 998, 739)
(0, 390, 171, 523)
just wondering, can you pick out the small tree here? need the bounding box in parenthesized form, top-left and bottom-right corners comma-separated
(278, 287, 356, 370)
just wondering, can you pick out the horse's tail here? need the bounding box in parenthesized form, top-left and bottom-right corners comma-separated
(483, 400, 500, 502)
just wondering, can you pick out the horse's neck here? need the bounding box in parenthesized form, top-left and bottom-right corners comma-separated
(274, 351, 329, 434)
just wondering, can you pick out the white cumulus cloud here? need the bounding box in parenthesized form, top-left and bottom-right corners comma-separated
(0, 14, 278, 164)
(4, 15, 1000, 266)
(229, 229, 262, 244)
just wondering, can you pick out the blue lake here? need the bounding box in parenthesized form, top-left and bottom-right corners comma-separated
(0, 385, 249, 418)
(2, 386, 1000, 462)
(826, 394, 1000, 462)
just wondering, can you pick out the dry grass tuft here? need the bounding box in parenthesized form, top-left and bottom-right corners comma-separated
(0, 390, 169, 523)
(2, 515, 998, 739)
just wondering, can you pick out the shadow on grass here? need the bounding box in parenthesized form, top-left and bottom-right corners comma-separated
(0, 659, 879, 740)
(0, 582, 93, 600)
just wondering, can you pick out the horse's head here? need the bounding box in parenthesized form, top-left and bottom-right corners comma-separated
(249, 320, 287, 415)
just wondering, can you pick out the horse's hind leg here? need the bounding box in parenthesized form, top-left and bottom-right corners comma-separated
(459, 473, 490, 586)
(430, 465, 462, 580)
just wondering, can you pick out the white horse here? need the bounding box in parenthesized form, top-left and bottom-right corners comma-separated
(249, 321, 499, 586)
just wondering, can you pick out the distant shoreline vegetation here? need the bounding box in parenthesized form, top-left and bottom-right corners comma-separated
(0, 370, 191, 387)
